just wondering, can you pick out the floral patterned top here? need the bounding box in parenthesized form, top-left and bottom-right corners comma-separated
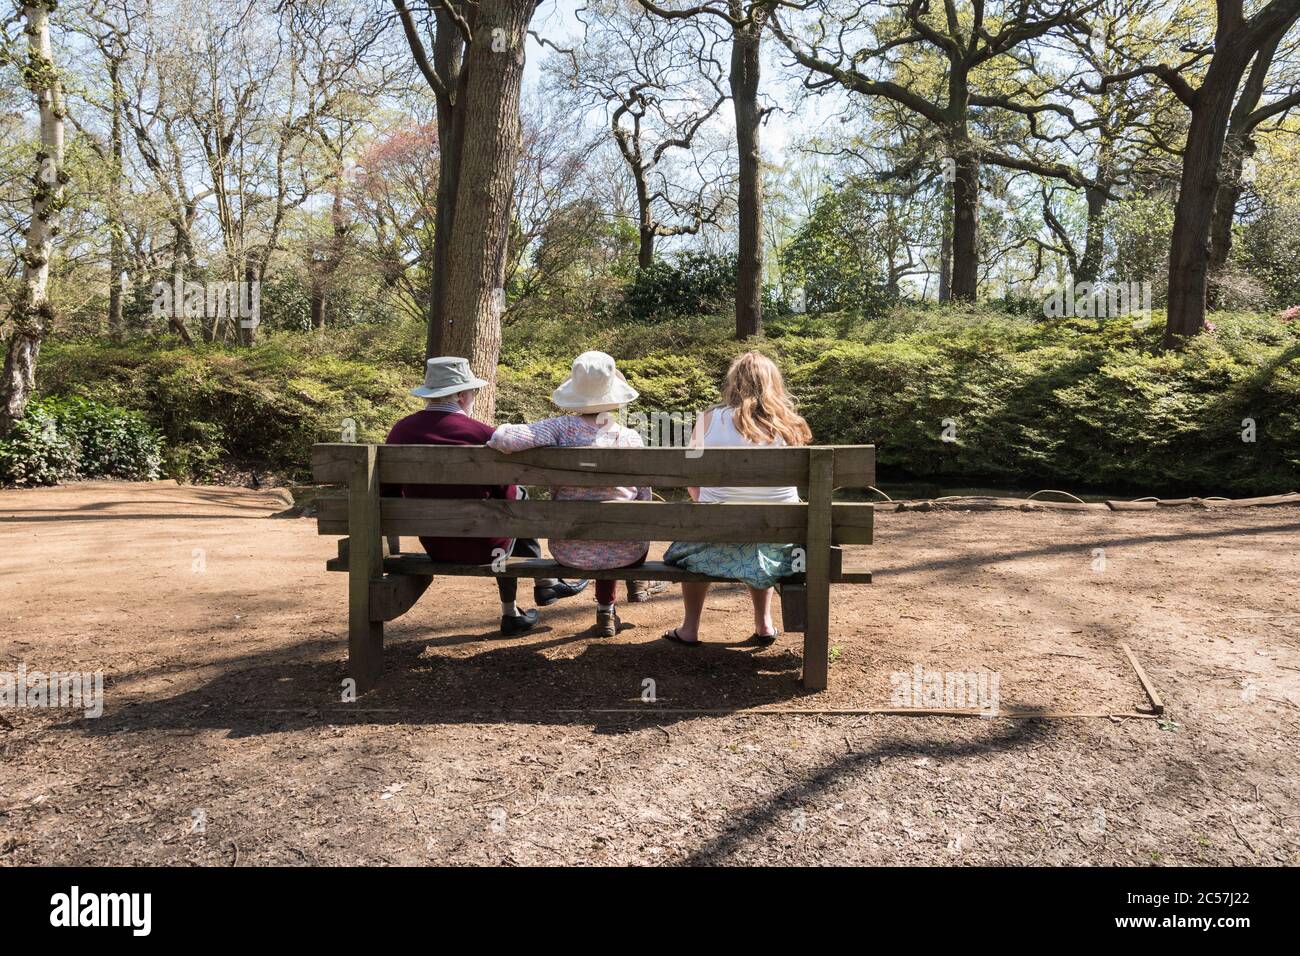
(487, 414, 651, 569)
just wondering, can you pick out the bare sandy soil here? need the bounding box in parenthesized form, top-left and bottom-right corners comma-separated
(1, 481, 1297, 866)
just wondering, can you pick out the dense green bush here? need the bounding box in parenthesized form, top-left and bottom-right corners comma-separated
(1108, 196, 1175, 294)
(0, 404, 79, 486)
(621, 252, 736, 321)
(39, 333, 417, 482)
(45, 396, 164, 479)
(500, 308, 1298, 494)
(254, 268, 397, 333)
(790, 313, 1300, 495)
(32, 307, 1300, 495)
(257, 271, 314, 332)
(0, 397, 162, 486)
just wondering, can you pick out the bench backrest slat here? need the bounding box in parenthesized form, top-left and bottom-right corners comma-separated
(315, 495, 874, 545)
(312, 443, 875, 489)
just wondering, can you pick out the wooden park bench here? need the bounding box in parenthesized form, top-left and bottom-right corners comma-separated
(312, 443, 875, 692)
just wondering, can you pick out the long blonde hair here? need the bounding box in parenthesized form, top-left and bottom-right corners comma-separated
(716, 352, 812, 447)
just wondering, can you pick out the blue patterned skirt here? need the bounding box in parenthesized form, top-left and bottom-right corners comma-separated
(662, 541, 798, 590)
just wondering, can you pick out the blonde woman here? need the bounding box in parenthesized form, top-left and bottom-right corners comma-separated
(662, 352, 813, 647)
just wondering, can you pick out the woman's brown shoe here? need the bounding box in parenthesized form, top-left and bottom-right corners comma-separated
(595, 608, 621, 637)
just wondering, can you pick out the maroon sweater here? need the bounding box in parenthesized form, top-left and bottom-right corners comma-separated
(384, 410, 517, 564)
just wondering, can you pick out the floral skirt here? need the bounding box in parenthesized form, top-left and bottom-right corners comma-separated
(662, 541, 797, 590)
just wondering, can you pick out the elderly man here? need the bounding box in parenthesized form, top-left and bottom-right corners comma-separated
(385, 357, 588, 635)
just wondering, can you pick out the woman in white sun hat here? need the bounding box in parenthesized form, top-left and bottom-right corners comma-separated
(487, 351, 655, 637)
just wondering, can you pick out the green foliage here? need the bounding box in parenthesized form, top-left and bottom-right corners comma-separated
(0, 397, 161, 487)
(1107, 196, 1175, 288)
(0, 404, 78, 486)
(779, 178, 901, 317)
(32, 306, 1300, 496)
(621, 252, 736, 322)
(494, 306, 1300, 494)
(513, 200, 640, 321)
(791, 311, 1300, 495)
(257, 271, 314, 332)
(255, 269, 393, 333)
(1234, 201, 1300, 311)
(43, 396, 164, 480)
(38, 332, 417, 482)
(619, 353, 720, 413)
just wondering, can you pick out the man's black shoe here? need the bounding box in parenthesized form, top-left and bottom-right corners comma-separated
(534, 579, 590, 606)
(500, 608, 539, 636)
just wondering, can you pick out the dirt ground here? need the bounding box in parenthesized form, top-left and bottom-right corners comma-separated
(1, 480, 1297, 866)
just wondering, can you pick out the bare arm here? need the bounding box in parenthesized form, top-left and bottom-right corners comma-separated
(686, 408, 712, 501)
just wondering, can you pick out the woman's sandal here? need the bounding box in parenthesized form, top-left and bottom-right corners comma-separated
(743, 629, 780, 647)
(661, 628, 701, 647)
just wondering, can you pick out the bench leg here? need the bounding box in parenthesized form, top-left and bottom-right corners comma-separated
(801, 449, 834, 691)
(778, 583, 807, 632)
(349, 600, 384, 692)
(348, 445, 384, 692)
(801, 586, 830, 691)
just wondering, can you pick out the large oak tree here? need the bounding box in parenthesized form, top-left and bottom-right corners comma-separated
(775, 0, 1102, 301)
(396, 0, 539, 419)
(1099, 0, 1300, 344)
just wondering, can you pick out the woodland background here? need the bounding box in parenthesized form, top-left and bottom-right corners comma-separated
(0, 0, 1297, 494)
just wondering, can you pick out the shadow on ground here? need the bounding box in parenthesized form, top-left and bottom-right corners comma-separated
(74, 622, 828, 738)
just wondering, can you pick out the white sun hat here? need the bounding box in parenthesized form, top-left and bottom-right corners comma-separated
(410, 356, 490, 399)
(551, 351, 639, 413)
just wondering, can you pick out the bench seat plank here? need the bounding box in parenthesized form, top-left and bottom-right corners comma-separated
(316, 495, 874, 545)
(325, 552, 871, 585)
(312, 443, 876, 489)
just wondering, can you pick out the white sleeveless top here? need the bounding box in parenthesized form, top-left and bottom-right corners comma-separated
(696, 407, 802, 505)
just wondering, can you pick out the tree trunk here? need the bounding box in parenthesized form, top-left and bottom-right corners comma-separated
(1208, 31, 1282, 308)
(107, 56, 126, 340)
(311, 168, 349, 331)
(441, 0, 536, 423)
(240, 256, 259, 347)
(310, 282, 326, 331)
(1165, 59, 1248, 345)
(170, 226, 200, 344)
(1077, 185, 1106, 284)
(395, 0, 470, 360)
(635, 170, 655, 269)
(637, 227, 655, 269)
(0, 3, 64, 437)
(731, 10, 763, 339)
(938, 184, 952, 302)
(426, 5, 470, 360)
(949, 148, 979, 301)
(1206, 139, 1247, 307)
(1164, 6, 1300, 346)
